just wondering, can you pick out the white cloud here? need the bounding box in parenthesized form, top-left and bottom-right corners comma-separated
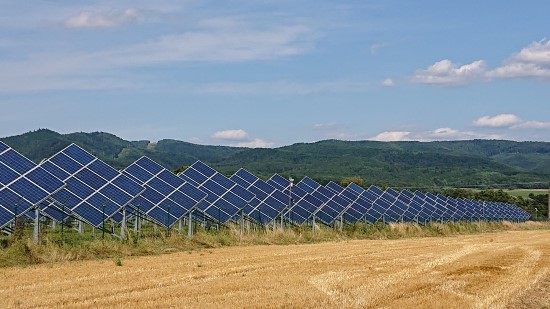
(413, 39, 550, 85)
(419, 128, 501, 141)
(210, 129, 274, 148)
(411, 59, 487, 86)
(64, 9, 140, 28)
(370, 127, 503, 142)
(473, 114, 522, 128)
(488, 40, 550, 79)
(512, 121, 550, 129)
(211, 129, 248, 140)
(0, 17, 317, 93)
(381, 78, 395, 87)
(370, 131, 411, 142)
(235, 139, 274, 148)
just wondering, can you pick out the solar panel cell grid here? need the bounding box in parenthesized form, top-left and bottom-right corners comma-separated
(192, 161, 217, 178)
(136, 157, 163, 175)
(50, 153, 82, 174)
(0, 142, 8, 153)
(63, 145, 95, 165)
(0, 150, 35, 174)
(125, 164, 153, 183)
(10, 178, 49, 204)
(0, 163, 19, 185)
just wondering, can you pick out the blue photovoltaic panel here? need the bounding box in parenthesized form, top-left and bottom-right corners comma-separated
(397, 190, 426, 223)
(296, 177, 359, 225)
(178, 161, 255, 224)
(347, 185, 386, 223)
(40, 144, 144, 227)
(123, 157, 208, 228)
(267, 174, 322, 224)
(0, 142, 65, 228)
(230, 168, 288, 225)
(425, 193, 447, 222)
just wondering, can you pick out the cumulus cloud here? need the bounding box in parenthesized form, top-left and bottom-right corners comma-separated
(370, 127, 503, 142)
(64, 9, 140, 28)
(381, 78, 395, 87)
(488, 40, 550, 79)
(235, 139, 274, 148)
(211, 129, 248, 140)
(370, 131, 411, 142)
(473, 114, 522, 128)
(411, 59, 487, 86)
(413, 39, 550, 86)
(211, 129, 273, 148)
(512, 121, 550, 129)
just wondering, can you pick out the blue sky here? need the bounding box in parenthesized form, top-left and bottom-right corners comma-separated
(1, 0, 549, 147)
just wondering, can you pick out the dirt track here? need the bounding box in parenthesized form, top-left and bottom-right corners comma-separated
(1, 230, 550, 308)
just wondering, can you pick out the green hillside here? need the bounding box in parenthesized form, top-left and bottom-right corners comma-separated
(2, 129, 549, 190)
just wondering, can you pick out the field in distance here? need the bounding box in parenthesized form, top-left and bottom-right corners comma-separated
(506, 188, 548, 199)
(2, 230, 550, 308)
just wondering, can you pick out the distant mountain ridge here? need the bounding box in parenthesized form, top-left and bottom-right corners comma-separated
(2, 129, 550, 189)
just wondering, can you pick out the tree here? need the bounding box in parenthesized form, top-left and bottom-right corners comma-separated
(341, 176, 365, 188)
(172, 165, 188, 175)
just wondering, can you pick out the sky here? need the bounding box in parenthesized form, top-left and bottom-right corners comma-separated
(1, 0, 549, 147)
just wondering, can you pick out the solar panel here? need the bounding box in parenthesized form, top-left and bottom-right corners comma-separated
(230, 168, 288, 225)
(397, 190, 426, 223)
(122, 157, 208, 228)
(334, 184, 383, 223)
(267, 174, 323, 224)
(296, 177, 360, 225)
(0, 142, 65, 228)
(178, 161, 255, 224)
(40, 144, 145, 227)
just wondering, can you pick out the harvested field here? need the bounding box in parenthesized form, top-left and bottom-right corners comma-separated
(1, 230, 550, 308)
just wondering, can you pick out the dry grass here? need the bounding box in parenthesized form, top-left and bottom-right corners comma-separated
(1, 229, 550, 308)
(2, 221, 550, 268)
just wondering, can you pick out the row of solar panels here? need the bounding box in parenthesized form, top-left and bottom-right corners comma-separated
(0, 141, 531, 231)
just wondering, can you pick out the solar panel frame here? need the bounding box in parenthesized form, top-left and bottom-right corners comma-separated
(296, 177, 359, 225)
(0, 142, 66, 228)
(122, 157, 208, 228)
(230, 168, 289, 225)
(40, 144, 145, 227)
(267, 174, 323, 224)
(178, 161, 255, 224)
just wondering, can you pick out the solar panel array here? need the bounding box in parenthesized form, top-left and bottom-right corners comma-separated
(122, 157, 208, 228)
(0, 141, 532, 233)
(178, 161, 255, 224)
(0, 142, 65, 228)
(39, 144, 145, 227)
(230, 168, 288, 224)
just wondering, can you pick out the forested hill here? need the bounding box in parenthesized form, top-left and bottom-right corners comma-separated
(2, 129, 550, 189)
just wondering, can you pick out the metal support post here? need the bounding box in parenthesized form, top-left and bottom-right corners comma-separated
(78, 221, 84, 234)
(102, 204, 105, 240)
(187, 210, 193, 238)
(33, 207, 40, 243)
(239, 209, 244, 236)
(120, 206, 127, 240)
